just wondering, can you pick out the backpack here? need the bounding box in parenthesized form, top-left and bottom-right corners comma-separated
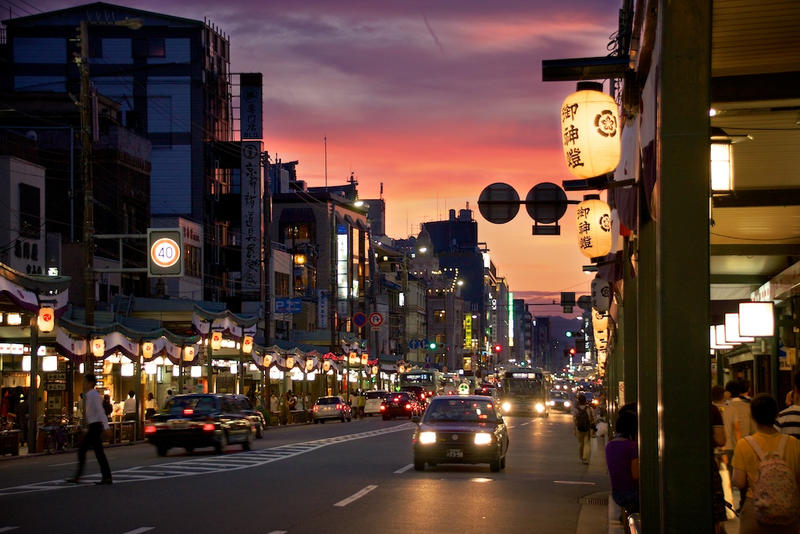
(576, 406, 591, 432)
(745, 435, 800, 525)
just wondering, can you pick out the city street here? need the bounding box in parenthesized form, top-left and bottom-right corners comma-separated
(0, 414, 608, 534)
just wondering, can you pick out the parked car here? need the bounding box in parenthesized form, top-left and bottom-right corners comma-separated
(380, 391, 424, 420)
(233, 394, 265, 438)
(364, 390, 388, 416)
(312, 396, 352, 423)
(412, 395, 509, 472)
(144, 394, 254, 456)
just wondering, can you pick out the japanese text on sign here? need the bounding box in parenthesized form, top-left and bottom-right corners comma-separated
(241, 141, 262, 292)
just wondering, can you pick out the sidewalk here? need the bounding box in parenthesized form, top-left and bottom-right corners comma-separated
(576, 435, 610, 534)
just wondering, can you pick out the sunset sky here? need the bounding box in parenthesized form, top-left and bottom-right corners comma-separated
(25, 0, 619, 308)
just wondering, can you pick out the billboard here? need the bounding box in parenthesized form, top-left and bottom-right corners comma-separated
(240, 73, 262, 140)
(241, 141, 262, 292)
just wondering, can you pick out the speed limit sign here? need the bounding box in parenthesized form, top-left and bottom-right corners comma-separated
(147, 228, 183, 277)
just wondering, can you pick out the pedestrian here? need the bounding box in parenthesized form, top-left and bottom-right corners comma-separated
(270, 392, 279, 419)
(711, 389, 729, 532)
(776, 371, 800, 440)
(279, 393, 289, 425)
(356, 391, 366, 419)
(144, 392, 157, 419)
(16, 399, 28, 447)
(102, 394, 113, 421)
(164, 389, 174, 408)
(572, 393, 594, 465)
(67, 374, 112, 485)
(732, 394, 800, 533)
(605, 405, 639, 515)
(713, 384, 736, 522)
(123, 390, 137, 422)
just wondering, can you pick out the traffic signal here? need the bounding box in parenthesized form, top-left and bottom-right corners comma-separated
(428, 341, 437, 350)
(493, 344, 502, 353)
(565, 331, 573, 337)
(569, 347, 576, 356)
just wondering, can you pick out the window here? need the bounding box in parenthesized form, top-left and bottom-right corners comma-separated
(148, 38, 166, 58)
(434, 309, 446, 323)
(274, 272, 290, 297)
(18, 183, 40, 238)
(185, 245, 202, 278)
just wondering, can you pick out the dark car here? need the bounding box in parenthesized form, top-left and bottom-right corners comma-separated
(381, 392, 424, 420)
(234, 395, 266, 438)
(312, 396, 352, 423)
(400, 385, 432, 403)
(548, 390, 573, 413)
(145, 394, 254, 456)
(413, 395, 509, 472)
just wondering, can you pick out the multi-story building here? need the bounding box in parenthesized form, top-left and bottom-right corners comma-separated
(0, 156, 46, 276)
(2, 3, 265, 309)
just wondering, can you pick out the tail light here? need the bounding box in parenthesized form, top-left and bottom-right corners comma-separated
(428, 391, 433, 396)
(202, 423, 215, 432)
(183, 408, 194, 416)
(144, 425, 157, 434)
(313, 405, 319, 412)
(379, 405, 386, 411)
(336, 404, 343, 410)
(405, 403, 412, 410)
(420, 393, 425, 399)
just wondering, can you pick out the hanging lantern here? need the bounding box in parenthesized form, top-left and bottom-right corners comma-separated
(738, 302, 774, 337)
(576, 195, 612, 260)
(142, 342, 154, 359)
(323, 360, 331, 372)
(372, 365, 379, 376)
(711, 141, 733, 192)
(560, 81, 620, 179)
(263, 354, 273, 367)
(360, 354, 368, 366)
(305, 359, 315, 372)
(211, 331, 222, 350)
(592, 308, 609, 333)
(42, 356, 58, 372)
(285, 356, 295, 369)
(594, 328, 608, 350)
(92, 338, 105, 358)
(37, 306, 55, 333)
(242, 335, 254, 354)
(591, 278, 612, 313)
(183, 345, 195, 362)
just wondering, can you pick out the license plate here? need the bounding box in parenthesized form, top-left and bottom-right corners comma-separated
(170, 419, 188, 429)
(447, 449, 464, 458)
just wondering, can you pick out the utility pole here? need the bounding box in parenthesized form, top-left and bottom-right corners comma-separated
(78, 20, 95, 328)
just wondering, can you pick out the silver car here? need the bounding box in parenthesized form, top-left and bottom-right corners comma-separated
(312, 396, 352, 423)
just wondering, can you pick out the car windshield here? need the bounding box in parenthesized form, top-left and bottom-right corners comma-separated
(317, 397, 340, 405)
(365, 391, 386, 400)
(164, 395, 217, 414)
(423, 398, 498, 423)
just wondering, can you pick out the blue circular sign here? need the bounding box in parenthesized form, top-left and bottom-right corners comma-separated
(353, 312, 367, 328)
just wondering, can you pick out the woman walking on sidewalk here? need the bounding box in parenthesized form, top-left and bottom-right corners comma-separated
(67, 374, 112, 485)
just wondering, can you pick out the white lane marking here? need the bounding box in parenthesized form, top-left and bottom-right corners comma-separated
(393, 463, 414, 474)
(334, 485, 378, 507)
(0, 424, 413, 497)
(267, 531, 288, 534)
(121, 528, 154, 534)
(0, 528, 19, 532)
(553, 480, 597, 485)
(520, 422, 530, 426)
(51, 461, 78, 467)
(506, 425, 516, 429)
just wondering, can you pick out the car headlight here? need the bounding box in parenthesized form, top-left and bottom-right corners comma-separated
(547, 400, 555, 406)
(418, 431, 437, 445)
(502, 401, 512, 412)
(564, 400, 572, 408)
(474, 432, 492, 445)
(535, 403, 545, 413)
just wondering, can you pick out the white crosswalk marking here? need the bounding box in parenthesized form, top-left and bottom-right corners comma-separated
(334, 485, 378, 507)
(0, 424, 413, 497)
(120, 528, 154, 534)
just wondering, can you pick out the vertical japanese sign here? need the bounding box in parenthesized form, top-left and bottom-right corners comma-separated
(317, 290, 329, 329)
(241, 141, 262, 292)
(463, 314, 472, 349)
(240, 73, 262, 140)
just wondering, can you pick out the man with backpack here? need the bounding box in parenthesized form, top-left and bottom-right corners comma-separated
(732, 394, 800, 533)
(572, 393, 595, 465)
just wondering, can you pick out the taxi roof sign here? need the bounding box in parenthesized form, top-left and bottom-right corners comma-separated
(147, 228, 183, 277)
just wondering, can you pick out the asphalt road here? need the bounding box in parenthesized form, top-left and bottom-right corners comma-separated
(0, 412, 609, 534)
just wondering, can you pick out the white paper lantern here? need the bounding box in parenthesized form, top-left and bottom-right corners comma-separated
(560, 82, 620, 179)
(739, 302, 774, 337)
(242, 335, 254, 354)
(576, 195, 612, 260)
(360, 354, 368, 366)
(144, 362, 157, 375)
(92, 338, 105, 358)
(210, 331, 222, 351)
(592, 308, 609, 333)
(37, 307, 55, 333)
(263, 354, 273, 368)
(591, 278, 612, 313)
(305, 359, 315, 372)
(142, 342, 154, 359)
(183, 346, 195, 362)
(323, 360, 331, 372)
(285, 356, 295, 369)
(594, 329, 608, 350)
(724, 314, 754, 344)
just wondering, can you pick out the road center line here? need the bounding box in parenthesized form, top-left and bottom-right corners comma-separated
(393, 463, 413, 474)
(267, 531, 287, 534)
(120, 528, 154, 534)
(334, 485, 378, 507)
(553, 480, 597, 485)
(51, 461, 78, 467)
(520, 422, 530, 426)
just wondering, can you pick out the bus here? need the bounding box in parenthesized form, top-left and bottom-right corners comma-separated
(498, 368, 552, 417)
(398, 370, 443, 397)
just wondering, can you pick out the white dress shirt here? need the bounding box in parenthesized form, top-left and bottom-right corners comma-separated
(85, 389, 110, 429)
(123, 396, 137, 415)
